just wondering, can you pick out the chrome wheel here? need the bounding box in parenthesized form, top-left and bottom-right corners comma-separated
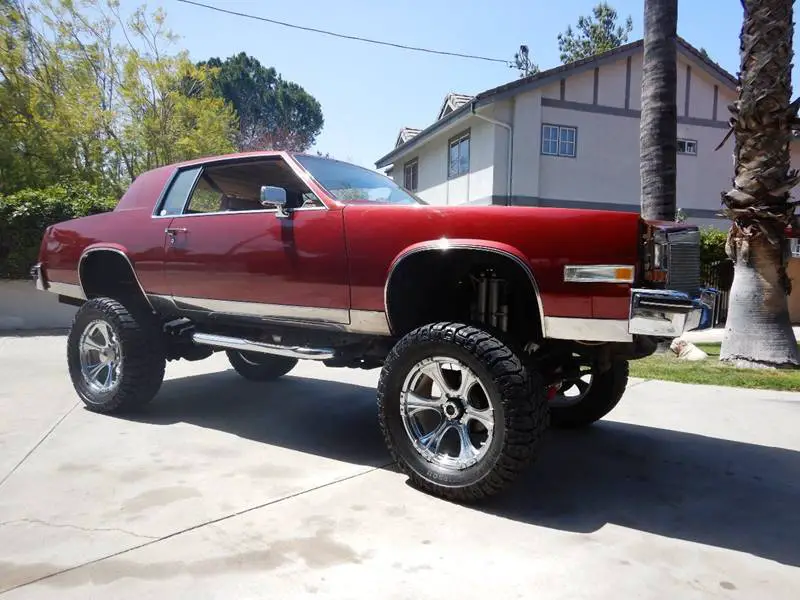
(78, 319, 122, 395)
(400, 356, 495, 470)
(550, 361, 593, 408)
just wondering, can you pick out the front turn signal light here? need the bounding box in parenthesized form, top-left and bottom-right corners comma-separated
(564, 264, 636, 284)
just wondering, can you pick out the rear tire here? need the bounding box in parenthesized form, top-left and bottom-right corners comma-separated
(377, 322, 549, 503)
(226, 350, 298, 381)
(549, 359, 629, 429)
(67, 297, 166, 414)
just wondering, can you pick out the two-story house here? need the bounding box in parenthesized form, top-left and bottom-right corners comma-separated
(375, 37, 743, 229)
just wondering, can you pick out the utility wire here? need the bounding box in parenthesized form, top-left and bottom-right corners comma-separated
(176, 0, 511, 65)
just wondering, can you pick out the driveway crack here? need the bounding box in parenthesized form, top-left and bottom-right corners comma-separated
(0, 518, 158, 541)
(0, 462, 392, 595)
(0, 401, 80, 490)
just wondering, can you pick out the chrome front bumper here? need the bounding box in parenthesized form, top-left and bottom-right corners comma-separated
(31, 263, 47, 291)
(629, 287, 717, 338)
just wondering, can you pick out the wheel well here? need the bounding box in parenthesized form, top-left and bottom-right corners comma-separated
(385, 249, 543, 344)
(79, 250, 151, 311)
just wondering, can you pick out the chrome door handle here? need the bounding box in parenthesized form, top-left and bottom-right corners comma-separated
(165, 227, 188, 245)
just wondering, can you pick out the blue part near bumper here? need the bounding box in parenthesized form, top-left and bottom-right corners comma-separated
(629, 287, 718, 338)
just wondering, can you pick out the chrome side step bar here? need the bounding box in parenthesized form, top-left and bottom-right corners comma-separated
(191, 332, 335, 361)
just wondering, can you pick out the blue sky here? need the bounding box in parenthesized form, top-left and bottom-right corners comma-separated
(133, 0, 798, 168)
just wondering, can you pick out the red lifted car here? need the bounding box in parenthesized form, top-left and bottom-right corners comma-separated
(32, 151, 715, 501)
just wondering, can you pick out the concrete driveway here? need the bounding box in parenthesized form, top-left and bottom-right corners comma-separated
(1, 334, 799, 599)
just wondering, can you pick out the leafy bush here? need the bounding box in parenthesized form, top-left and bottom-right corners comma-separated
(0, 182, 117, 279)
(700, 226, 728, 268)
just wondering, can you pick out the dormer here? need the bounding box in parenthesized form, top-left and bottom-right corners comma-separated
(437, 93, 474, 120)
(395, 127, 422, 148)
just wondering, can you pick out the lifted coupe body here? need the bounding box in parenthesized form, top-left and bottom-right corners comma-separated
(32, 151, 715, 501)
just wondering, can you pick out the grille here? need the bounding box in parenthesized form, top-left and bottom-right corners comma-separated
(666, 230, 701, 295)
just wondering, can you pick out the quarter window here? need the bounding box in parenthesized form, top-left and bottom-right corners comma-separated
(678, 138, 698, 155)
(403, 159, 418, 191)
(448, 132, 470, 178)
(158, 167, 200, 216)
(541, 124, 577, 157)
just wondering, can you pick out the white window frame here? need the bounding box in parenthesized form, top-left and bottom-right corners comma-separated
(541, 124, 577, 158)
(448, 130, 470, 179)
(790, 238, 800, 258)
(678, 138, 698, 155)
(403, 158, 418, 191)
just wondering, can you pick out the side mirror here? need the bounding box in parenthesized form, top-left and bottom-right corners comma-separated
(260, 185, 290, 218)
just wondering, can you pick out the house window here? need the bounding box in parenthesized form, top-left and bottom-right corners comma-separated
(541, 124, 577, 158)
(403, 159, 418, 191)
(791, 238, 800, 258)
(448, 131, 470, 178)
(678, 138, 698, 155)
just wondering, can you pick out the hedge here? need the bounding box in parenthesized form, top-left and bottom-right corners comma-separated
(699, 226, 728, 268)
(0, 182, 117, 279)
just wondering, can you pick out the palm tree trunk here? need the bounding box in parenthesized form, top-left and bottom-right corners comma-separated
(640, 0, 678, 221)
(719, 0, 799, 368)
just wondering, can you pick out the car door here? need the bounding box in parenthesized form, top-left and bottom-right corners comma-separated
(160, 155, 350, 324)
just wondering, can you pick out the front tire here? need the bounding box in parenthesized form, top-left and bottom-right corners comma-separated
(67, 298, 166, 414)
(377, 322, 549, 502)
(226, 350, 298, 381)
(549, 359, 629, 429)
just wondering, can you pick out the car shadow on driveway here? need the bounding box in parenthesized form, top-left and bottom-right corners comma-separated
(122, 371, 800, 568)
(480, 422, 800, 568)
(123, 370, 390, 468)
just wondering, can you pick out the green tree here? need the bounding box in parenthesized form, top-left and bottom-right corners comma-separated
(0, 0, 237, 195)
(197, 52, 324, 152)
(718, 0, 799, 368)
(639, 0, 678, 222)
(557, 2, 634, 63)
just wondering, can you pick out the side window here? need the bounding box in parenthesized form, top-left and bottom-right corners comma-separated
(158, 167, 200, 216)
(186, 175, 226, 213)
(180, 158, 323, 215)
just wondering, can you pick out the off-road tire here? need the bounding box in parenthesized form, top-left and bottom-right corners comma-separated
(226, 350, 298, 381)
(67, 297, 166, 414)
(377, 322, 549, 503)
(549, 360, 629, 429)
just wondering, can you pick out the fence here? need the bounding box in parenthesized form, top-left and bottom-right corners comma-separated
(701, 259, 733, 327)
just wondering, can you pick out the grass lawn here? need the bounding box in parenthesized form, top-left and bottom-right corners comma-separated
(629, 343, 800, 392)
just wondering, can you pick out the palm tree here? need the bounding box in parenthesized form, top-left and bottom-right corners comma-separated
(639, 0, 678, 221)
(719, 0, 799, 368)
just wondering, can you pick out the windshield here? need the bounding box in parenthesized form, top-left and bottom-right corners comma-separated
(294, 154, 425, 205)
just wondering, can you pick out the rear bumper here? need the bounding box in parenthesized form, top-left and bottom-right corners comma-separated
(30, 263, 47, 291)
(629, 287, 717, 338)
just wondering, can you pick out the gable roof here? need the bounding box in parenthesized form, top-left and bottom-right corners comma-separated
(395, 127, 422, 147)
(438, 93, 475, 119)
(375, 36, 737, 168)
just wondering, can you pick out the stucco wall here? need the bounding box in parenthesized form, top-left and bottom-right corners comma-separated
(596, 60, 627, 107)
(509, 91, 543, 198)
(533, 104, 734, 218)
(388, 115, 495, 206)
(564, 69, 594, 104)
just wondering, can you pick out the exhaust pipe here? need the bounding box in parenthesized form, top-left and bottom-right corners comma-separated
(192, 332, 335, 361)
